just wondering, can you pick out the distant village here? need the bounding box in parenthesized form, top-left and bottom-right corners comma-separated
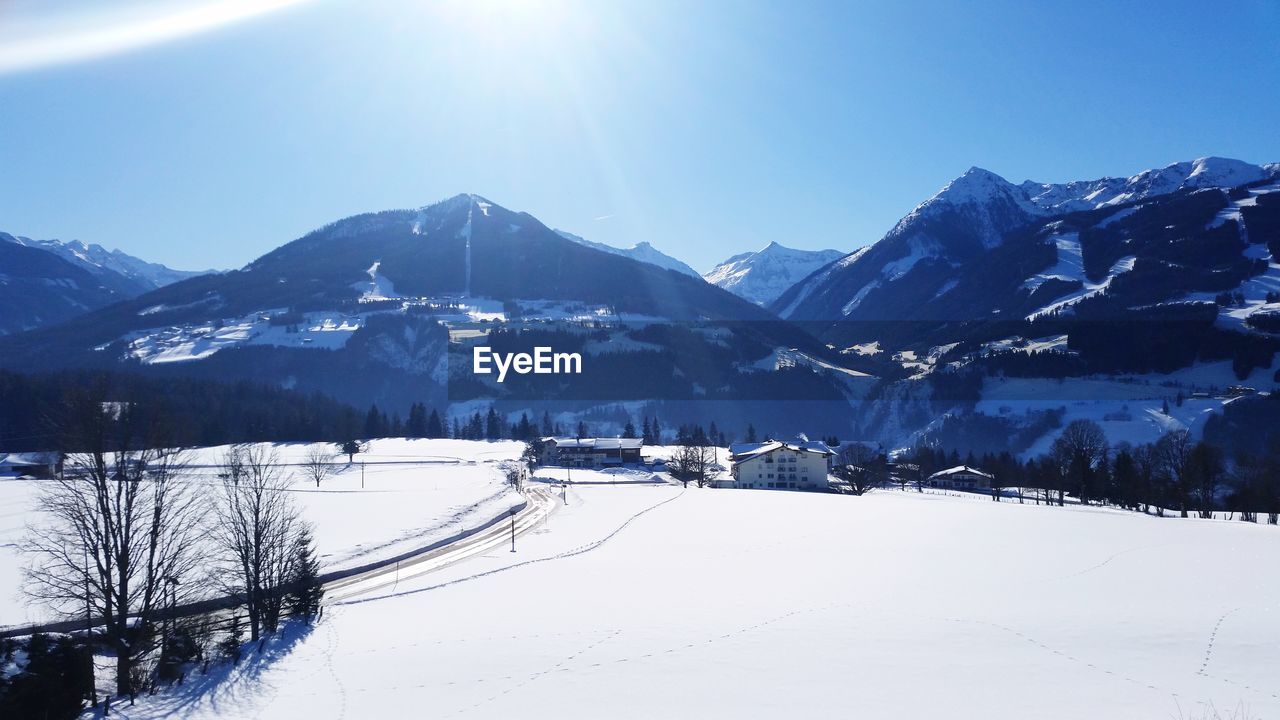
(535, 435, 989, 494)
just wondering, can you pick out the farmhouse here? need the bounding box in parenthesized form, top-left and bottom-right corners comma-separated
(927, 465, 994, 490)
(541, 437, 643, 468)
(724, 438, 833, 491)
(0, 452, 61, 479)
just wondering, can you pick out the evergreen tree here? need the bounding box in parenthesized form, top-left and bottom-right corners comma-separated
(364, 404, 383, 438)
(286, 526, 324, 622)
(541, 411, 554, 437)
(576, 420, 588, 439)
(745, 423, 757, 443)
(485, 408, 503, 440)
(426, 409, 444, 438)
(517, 412, 533, 441)
(623, 420, 637, 439)
(0, 634, 93, 719)
(407, 403, 428, 438)
(642, 417, 653, 444)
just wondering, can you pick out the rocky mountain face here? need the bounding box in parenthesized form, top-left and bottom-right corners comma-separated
(704, 242, 845, 306)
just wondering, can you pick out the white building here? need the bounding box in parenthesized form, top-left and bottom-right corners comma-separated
(926, 465, 994, 490)
(723, 438, 833, 491)
(540, 437, 643, 468)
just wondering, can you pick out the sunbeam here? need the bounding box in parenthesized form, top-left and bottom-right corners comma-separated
(0, 0, 316, 75)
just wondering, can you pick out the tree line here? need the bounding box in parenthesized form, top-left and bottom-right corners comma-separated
(899, 419, 1280, 523)
(0, 369, 362, 453)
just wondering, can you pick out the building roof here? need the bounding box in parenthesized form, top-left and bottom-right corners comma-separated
(729, 437, 833, 461)
(0, 452, 57, 466)
(545, 437, 643, 451)
(927, 465, 994, 480)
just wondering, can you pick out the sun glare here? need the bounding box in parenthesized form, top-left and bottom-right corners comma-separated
(0, 0, 315, 75)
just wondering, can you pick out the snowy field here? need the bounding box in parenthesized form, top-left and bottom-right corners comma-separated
(108, 485, 1280, 720)
(0, 439, 525, 628)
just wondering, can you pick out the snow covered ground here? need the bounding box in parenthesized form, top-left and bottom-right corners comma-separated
(1023, 230, 1136, 320)
(106, 485, 1280, 720)
(0, 439, 524, 628)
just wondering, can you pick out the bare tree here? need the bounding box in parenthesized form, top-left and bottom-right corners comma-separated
(212, 445, 302, 643)
(23, 394, 207, 698)
(301, 445, 336, 488)
(1049, 419, 1108, 505)
(1156, 429, 1194, 518)
(891, 461, 913, 492)
(834, 443, 881, 495)
(1187, 441, 1224, 519)
(1132, 443, 1160, 515)
(669, 444, 715, 488)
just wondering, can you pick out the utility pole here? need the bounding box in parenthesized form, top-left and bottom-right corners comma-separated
(361, 462, 365, 489)
(509, 508, 518, 552)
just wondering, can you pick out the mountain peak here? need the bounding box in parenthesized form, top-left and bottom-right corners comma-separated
(933, 167, 1018, 205)
(705, 243, 845, 306)
(1183, 156, 1270, 188)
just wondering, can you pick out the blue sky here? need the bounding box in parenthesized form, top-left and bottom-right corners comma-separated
(0, 0, 1277, 272)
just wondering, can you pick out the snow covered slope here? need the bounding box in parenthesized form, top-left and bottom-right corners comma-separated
(704, 241, 845, 306)
(112, 485, 1280, 720)
(554, 229, 702, 278)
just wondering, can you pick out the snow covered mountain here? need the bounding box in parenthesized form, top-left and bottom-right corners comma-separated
(0, 239, 124, 335)
(554, 230, 701, 278)
(763, 157, 1280, 452)
(0, 231, 213, 334)
(704, 242, 845, 306)
(2, 195, 852, 425)
(773, 157, 1280, 329)
(3, 233, 210, 294)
